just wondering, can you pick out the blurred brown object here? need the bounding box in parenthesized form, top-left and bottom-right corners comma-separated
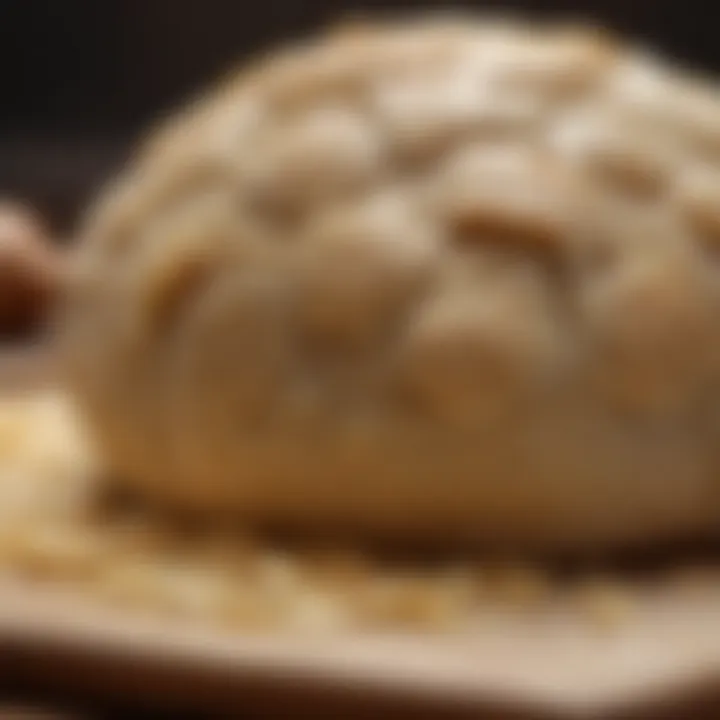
(0, 201, 63, 339)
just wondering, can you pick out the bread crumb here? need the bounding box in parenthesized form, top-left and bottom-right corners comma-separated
(576, 577, 635, 632)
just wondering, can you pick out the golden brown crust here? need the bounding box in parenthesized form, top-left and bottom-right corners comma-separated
(63, 18, 720, 549)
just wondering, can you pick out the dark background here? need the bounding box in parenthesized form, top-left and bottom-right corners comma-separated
(0, 0, 716, 233)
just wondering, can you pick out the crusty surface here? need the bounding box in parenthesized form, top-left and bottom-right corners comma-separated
(63, 16, 720, 549)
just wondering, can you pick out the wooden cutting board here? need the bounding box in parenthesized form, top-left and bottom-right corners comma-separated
(2, 346, 720, 719)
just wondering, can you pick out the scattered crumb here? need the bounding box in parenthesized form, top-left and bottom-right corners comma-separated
(485, 564, 553, 609)
(575, 577, 636, 632)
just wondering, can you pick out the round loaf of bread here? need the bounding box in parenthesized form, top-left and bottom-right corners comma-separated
(62, 17, 720, 549)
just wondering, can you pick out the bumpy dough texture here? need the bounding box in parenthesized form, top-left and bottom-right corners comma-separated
(63, 17, 720, 549)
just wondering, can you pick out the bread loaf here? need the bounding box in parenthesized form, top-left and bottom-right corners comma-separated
(62, 17, 720, 549)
